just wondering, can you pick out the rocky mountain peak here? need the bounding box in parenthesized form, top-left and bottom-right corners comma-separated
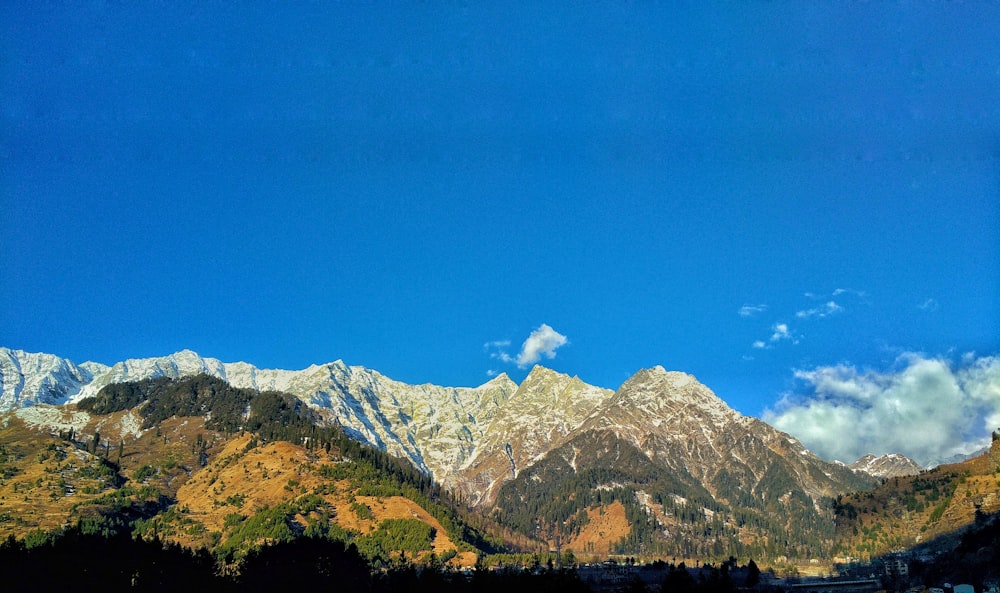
(518, 364, 570, 387)
(849, 452, 923, 478)
(453, 367, 613, 506)
(608, 365, 737, 427)
(509, 366, 610, 409)
(480, 371, 512, 386)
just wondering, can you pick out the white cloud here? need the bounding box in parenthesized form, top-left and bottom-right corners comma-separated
(762, 353, 1000, 467)
(739, 304, 768, 318)
(833, 288, 866, 298)
(483, 340, 514, 364)
(770, 323, 792, 342)
(485, 324, 570, 370)
(806, 288, 868, 305)
(516, 324, 568, 367)
(745, 289, 863, 358)
(748, 323, 798, 353)
(918, 298, 940, 312)
(494, 351, 514, 364)
(795, 300, 844, 319)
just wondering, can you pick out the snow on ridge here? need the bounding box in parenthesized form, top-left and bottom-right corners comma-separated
(1, 347, 96, 409)
(0, 347, 525, 483)
(14, 406, 91, 434)
(847, 452, 923, 478)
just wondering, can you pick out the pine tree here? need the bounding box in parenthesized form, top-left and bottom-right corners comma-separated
(746, 559, 760, 587)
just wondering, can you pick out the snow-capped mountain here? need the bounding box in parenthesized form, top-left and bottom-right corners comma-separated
(0, 348, 107, 409)
(0, 347, 875, 509)
(849, 453, 923, 479)
(0, 347, 517, 481)
(571, 365, 869, 500)
(455, 365, 614, 504)
(485, 365, 877, 557)
(2, 347, 893, 557)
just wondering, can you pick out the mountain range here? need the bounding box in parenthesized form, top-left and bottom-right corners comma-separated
(0, 347, 926, 560)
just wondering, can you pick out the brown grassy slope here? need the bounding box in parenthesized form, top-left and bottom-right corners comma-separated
(0, 417, 101, 537)
(1, 410, 477, 564)
(564, 500, 631, 557)
(0, 410, 232, 540)
(833, 440, 1000, 561)
(358, 495, 478, 565)
(163, 434, 474, 563)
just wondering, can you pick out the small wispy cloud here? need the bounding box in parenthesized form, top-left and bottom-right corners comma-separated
(751, 323, 798, 350)
(485, 324, 569, 369)
(770, 323, 793, 342)
(795, 301, 843, 319)
(751, 322, 800, 350)
(833, 287, 867, 299)
(483, 340, 514, 364)
(807, 288, 867, 304)
(744, 288, 866, 359)
(739, 304, 768, 318)
(918, 298, 940, 312)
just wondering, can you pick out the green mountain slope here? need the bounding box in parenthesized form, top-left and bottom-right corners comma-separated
(0, 375, 510, 566)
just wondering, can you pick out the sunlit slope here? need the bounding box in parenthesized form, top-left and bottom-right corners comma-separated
(833, 438, 1000, 561)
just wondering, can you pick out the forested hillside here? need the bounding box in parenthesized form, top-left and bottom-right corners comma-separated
(0, 375, 510, 567)
(833, 436, 1000, 561)
(493, 427, 871, 561)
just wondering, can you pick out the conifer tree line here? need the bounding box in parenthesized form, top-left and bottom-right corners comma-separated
(0, 526, 595, 592)
(1, 526, 777, 592)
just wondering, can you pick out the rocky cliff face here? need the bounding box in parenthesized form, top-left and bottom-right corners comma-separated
(454, 365, 613, 504)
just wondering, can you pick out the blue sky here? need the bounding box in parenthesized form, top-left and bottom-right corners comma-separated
(2, 4, 998, 462)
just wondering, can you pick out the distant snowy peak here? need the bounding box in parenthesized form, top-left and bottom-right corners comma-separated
(849, 453, 923, 478)
(467, 366, 612, 461)
(0, 348, 100, 409)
